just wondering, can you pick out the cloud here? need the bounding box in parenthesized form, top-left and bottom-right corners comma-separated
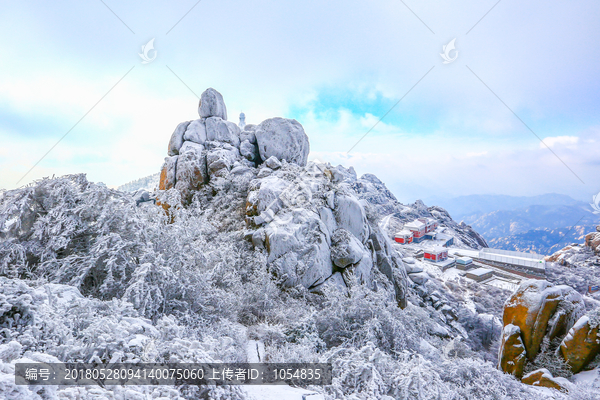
(540, 136, 579, 149)
(0, 0, 599, 203)
(465, 151, 488, 158)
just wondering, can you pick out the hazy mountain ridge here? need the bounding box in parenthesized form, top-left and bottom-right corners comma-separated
(431, 194, 598, 255)
(470, 204, 596, 238)
(429, 193, 583, 223)
(488, 225, 596, 255)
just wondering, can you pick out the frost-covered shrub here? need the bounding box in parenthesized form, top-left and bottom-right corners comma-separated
(3, 173, 598, 400)
(315, 283, 424, 353)
(323, 342, 537, 400)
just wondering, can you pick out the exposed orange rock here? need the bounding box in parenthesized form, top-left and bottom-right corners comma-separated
(522, 369, 568, 392)
(158, 164, 168, 190)
(498, 324, 526, 378)
(158, 163, 176, 190)
(560, 315, 600, 373)
(502, 280, 584, 361)
(585, 232, 600, 253)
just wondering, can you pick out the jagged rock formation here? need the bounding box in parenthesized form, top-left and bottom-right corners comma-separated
(243, 162, 409, 306)
(156, 88, 408, 307)
(498, 279, 600, 384)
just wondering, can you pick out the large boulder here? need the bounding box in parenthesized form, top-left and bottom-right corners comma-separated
(502, 280, 585, 361)
(168, 121, 190, 156)
(255, 118, 309, 167)
(159, 156, 178, 190)
(521, 369, 570, 391)
(334, 193, 369, 244)
(183, 119, 207, 144)
(330, 228, 363, 268)
(408, 272, 429, 285)
(264, 209, 332, 289)
(368, 227, 408, 309)
(241, 129, 257, 144)
(206, 117, 240, 147)
(317, 207, 337, 241)
(240, 140, 258, 161)
(559, 312, 600, 373)
(497, 324, 526, 378)
(199, 88, 227, 120)
(585, 232, 600, 253)
(174, 142, 207, 203)
(342, 248, 373, 287)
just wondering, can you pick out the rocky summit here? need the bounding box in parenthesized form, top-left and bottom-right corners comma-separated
(157, 88, 408, 307)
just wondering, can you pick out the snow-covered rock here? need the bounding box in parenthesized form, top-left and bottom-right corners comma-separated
(206, 117, 240, 147)
(168, 121, 190, 156)
(183, 118, 207, 144)
(334, 193, 369, 244)
(498, 323, 526, 378)
(240, 139, 258, 161)
(198, 87, 227, 120)
(264, 208, 332, 288)
(502, 280, 585, 362)
(206, 146, 239, 177)
(241, 129, 257, 144)
(342, 248, 373, 287)
(264, 156, 282, 170)
(522, 368, 570, 391)
(560, 310, 600, 373)
(255, 117, 309, 167)
(175, 142, 207, 202)
(404, 261, 424, 274)
(159, 155, 178, 190)
(246, 175, 289, 217)
(330, 228, 364, 268)
(409, 272, 429, 285)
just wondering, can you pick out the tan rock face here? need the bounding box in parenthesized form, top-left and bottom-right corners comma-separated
(158, 156, 178, 191)
(560, 315, 600, 373)
(158, 164, 169, 190)
(544, 246, 574, 263)
(502, 280, 584, 361)
(522, 369, 568, 392)
(498, 324, 526, 378)
(585, 232, 600, 253)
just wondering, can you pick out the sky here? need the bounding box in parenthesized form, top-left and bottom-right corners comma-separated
(1, 0, 599, 204)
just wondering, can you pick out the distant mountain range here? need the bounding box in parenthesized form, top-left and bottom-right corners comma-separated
(487, 225, 595, 255)
(118, 173, 160, 193)
(427, 194, 599, 255)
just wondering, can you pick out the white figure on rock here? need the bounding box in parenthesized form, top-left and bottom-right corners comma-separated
(239, 112, 246, 130)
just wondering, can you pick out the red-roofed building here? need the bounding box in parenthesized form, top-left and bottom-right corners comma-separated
(394, 230, 413, 244)
(424, 247, 448, 262)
